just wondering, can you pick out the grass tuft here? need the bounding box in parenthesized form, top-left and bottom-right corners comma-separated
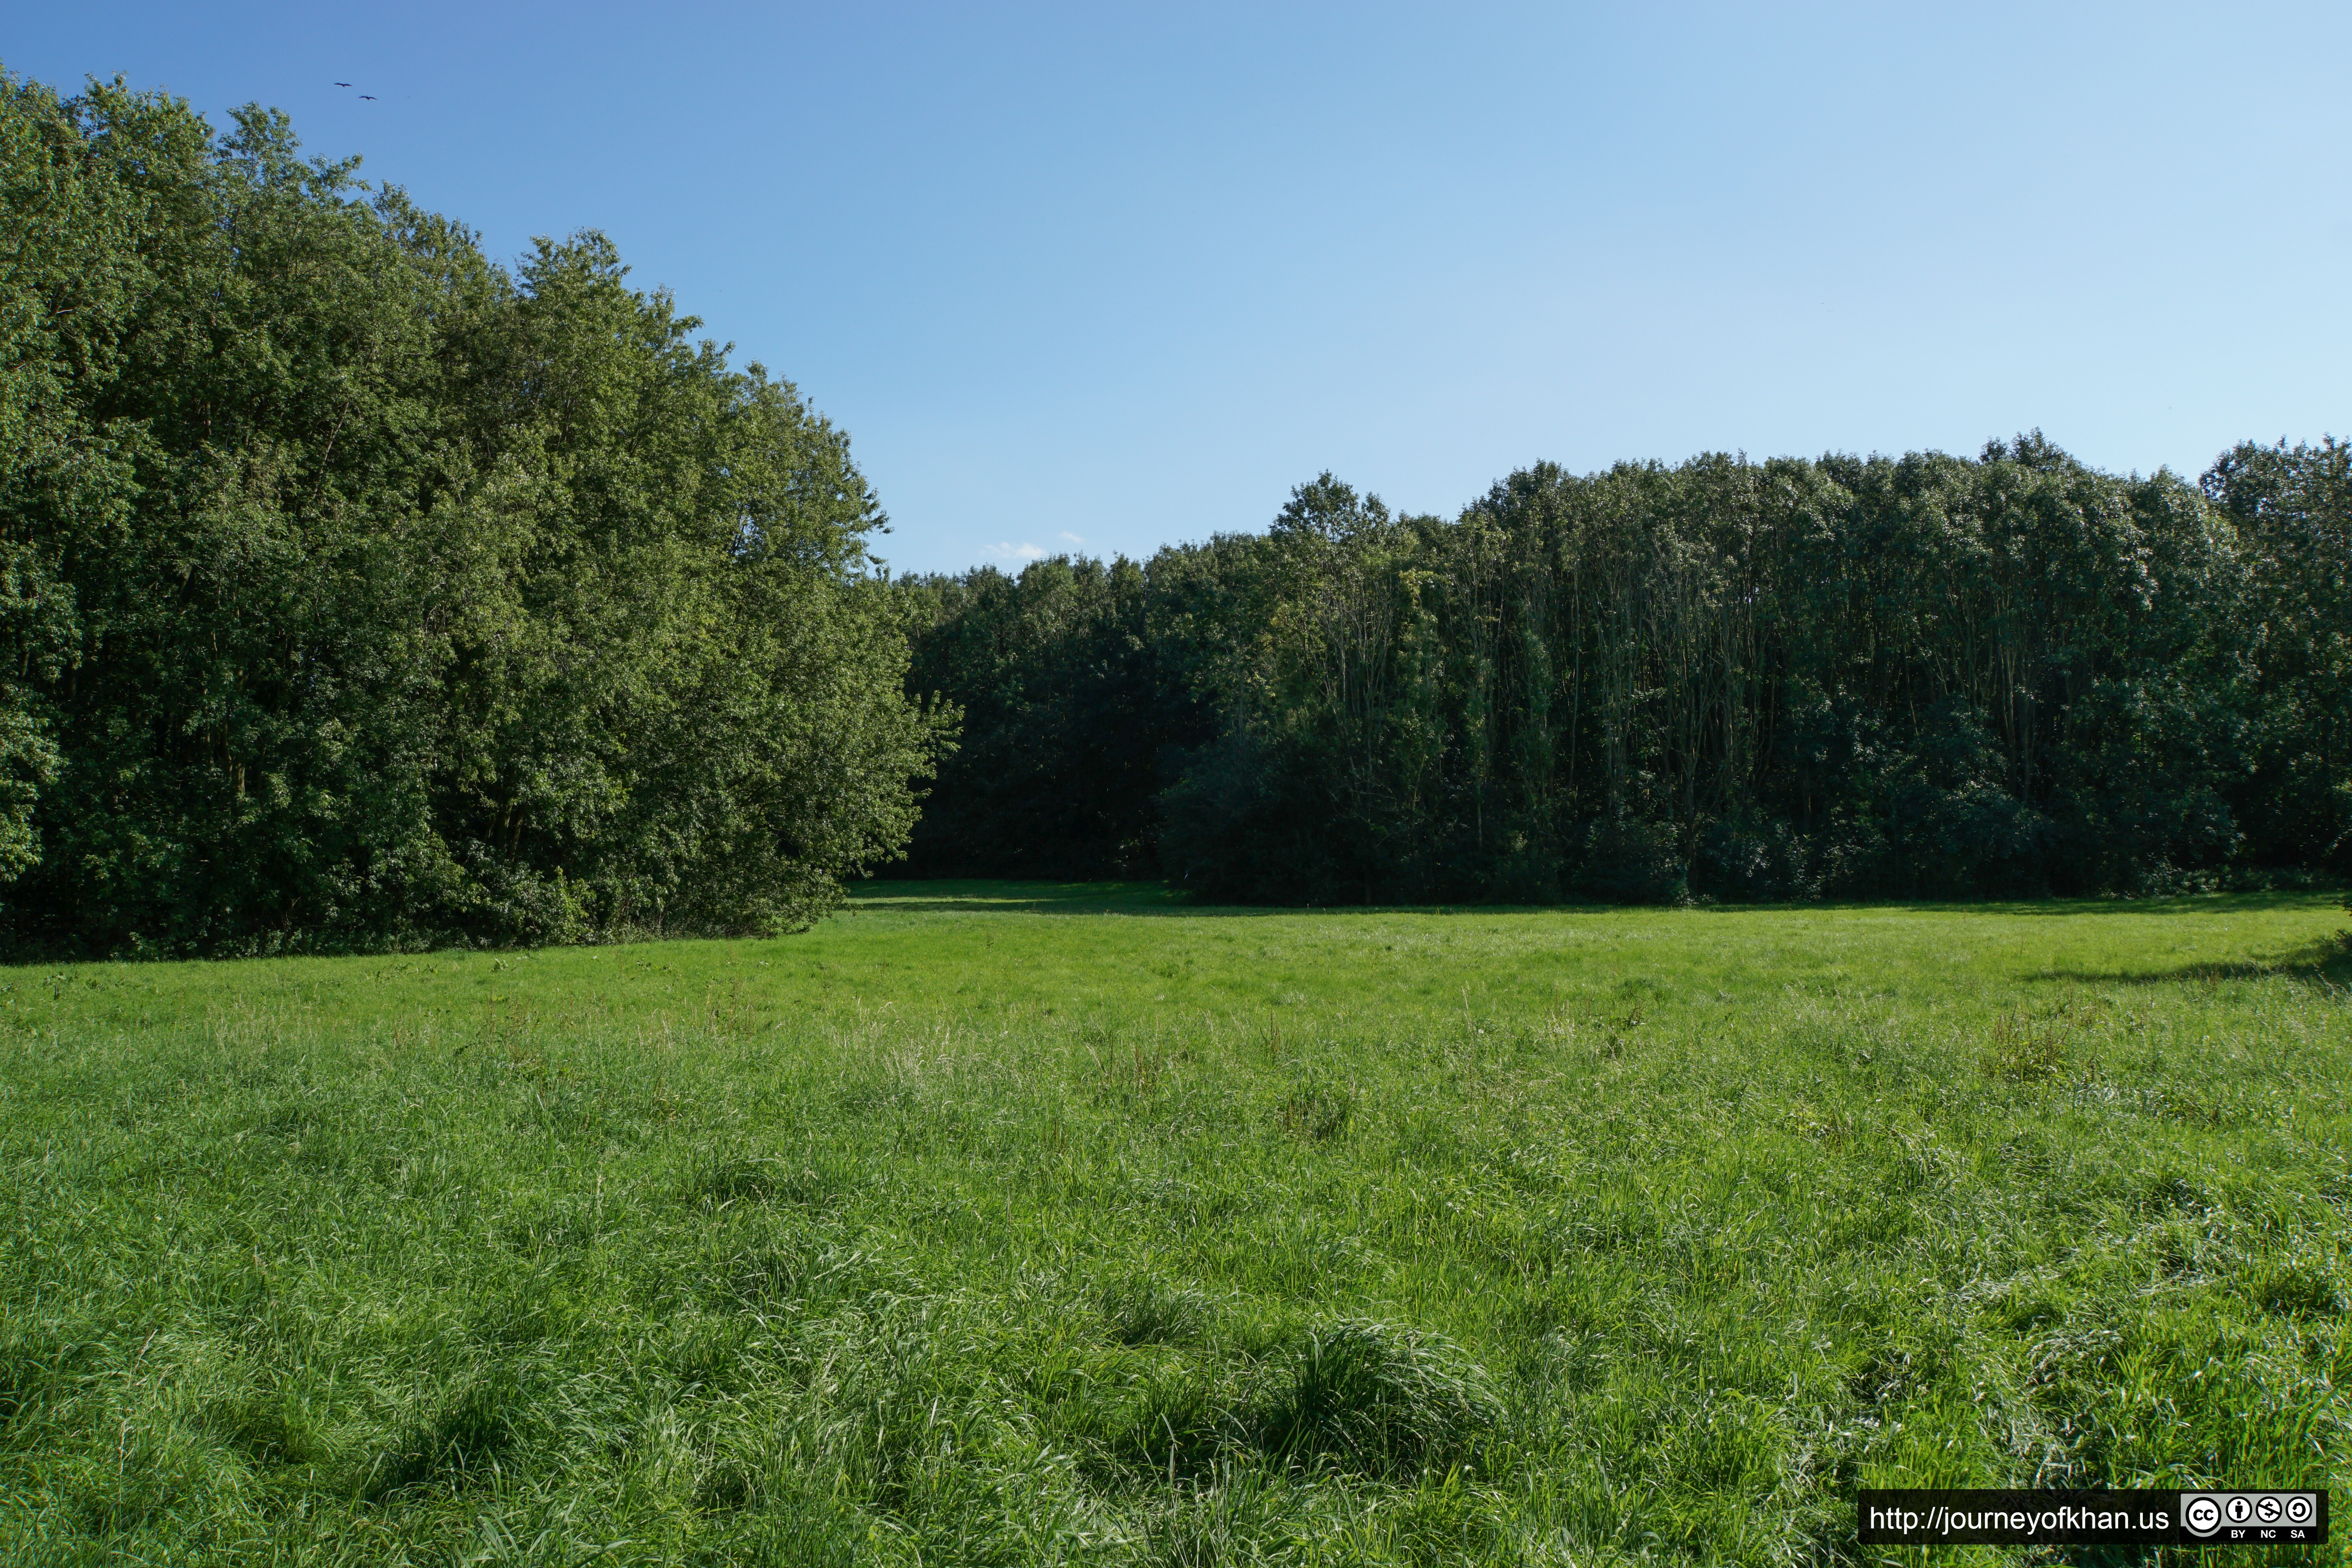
(1252, 1320, 1502, 1477)
(1277, 1079, 1353, 1142)
(1098, 1275, 1214, 1347)
(361, 1365, 530, 1500)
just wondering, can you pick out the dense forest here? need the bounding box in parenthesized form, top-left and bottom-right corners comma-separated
(899, 438, 2349, 904)
(3, 72, 2345, 953)
(0, 73, 946, 956)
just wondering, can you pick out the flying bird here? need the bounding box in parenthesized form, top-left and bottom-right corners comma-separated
(334, 81, 351, 87)
(359, 94, 376, 100)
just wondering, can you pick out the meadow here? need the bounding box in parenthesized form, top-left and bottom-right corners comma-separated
(1, 886, 2347, 1566)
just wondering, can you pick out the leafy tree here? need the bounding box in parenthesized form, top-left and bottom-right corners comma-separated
(0, 69, 942, 954)
(912, 441, 2330, 906)
(2203, 438, 2352, 872)
(896, 548, 1239, 878)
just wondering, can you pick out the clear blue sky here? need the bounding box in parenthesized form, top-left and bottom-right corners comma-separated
(11, 3, 2347, 574)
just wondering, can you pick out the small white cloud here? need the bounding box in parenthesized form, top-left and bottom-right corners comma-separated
(1058, 531, 1085, 545)
(984, 541, 1046, 561)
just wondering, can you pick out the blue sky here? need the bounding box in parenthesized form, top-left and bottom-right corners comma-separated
(11, 3, 2347, 574)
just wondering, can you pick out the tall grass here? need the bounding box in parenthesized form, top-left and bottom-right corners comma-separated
(1, 887, 2346, 1564)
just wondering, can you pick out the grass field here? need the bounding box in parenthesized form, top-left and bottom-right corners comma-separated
(2, 886, 2347, 1566)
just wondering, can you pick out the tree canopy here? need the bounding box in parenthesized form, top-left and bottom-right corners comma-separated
(0, 71, 946, 955)
(900, 439, 2348, 904)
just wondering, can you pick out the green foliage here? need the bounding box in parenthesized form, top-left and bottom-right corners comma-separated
(895, 541, 1254, 879)
(911, 439, 2341, 905)
(0, 69, 943, 953)
(1, 886, 2345, 1562)
(2203, 437, 2352, 873)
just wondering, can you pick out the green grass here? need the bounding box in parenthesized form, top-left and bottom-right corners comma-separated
(2, 885, 2347, 1566)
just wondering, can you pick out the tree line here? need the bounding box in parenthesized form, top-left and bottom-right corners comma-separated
(898, 436, 2348, 904)
(6, 70, 2343, 954)
(0, 73, 945, 955)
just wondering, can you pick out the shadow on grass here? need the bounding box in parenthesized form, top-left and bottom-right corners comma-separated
(848, 880, 1198, 915)
(847, 880, 1629, 918)
(1893, 889, 2345, 918)
(848, 880, 2350, 925)
(2030, 933, 2352, 989)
